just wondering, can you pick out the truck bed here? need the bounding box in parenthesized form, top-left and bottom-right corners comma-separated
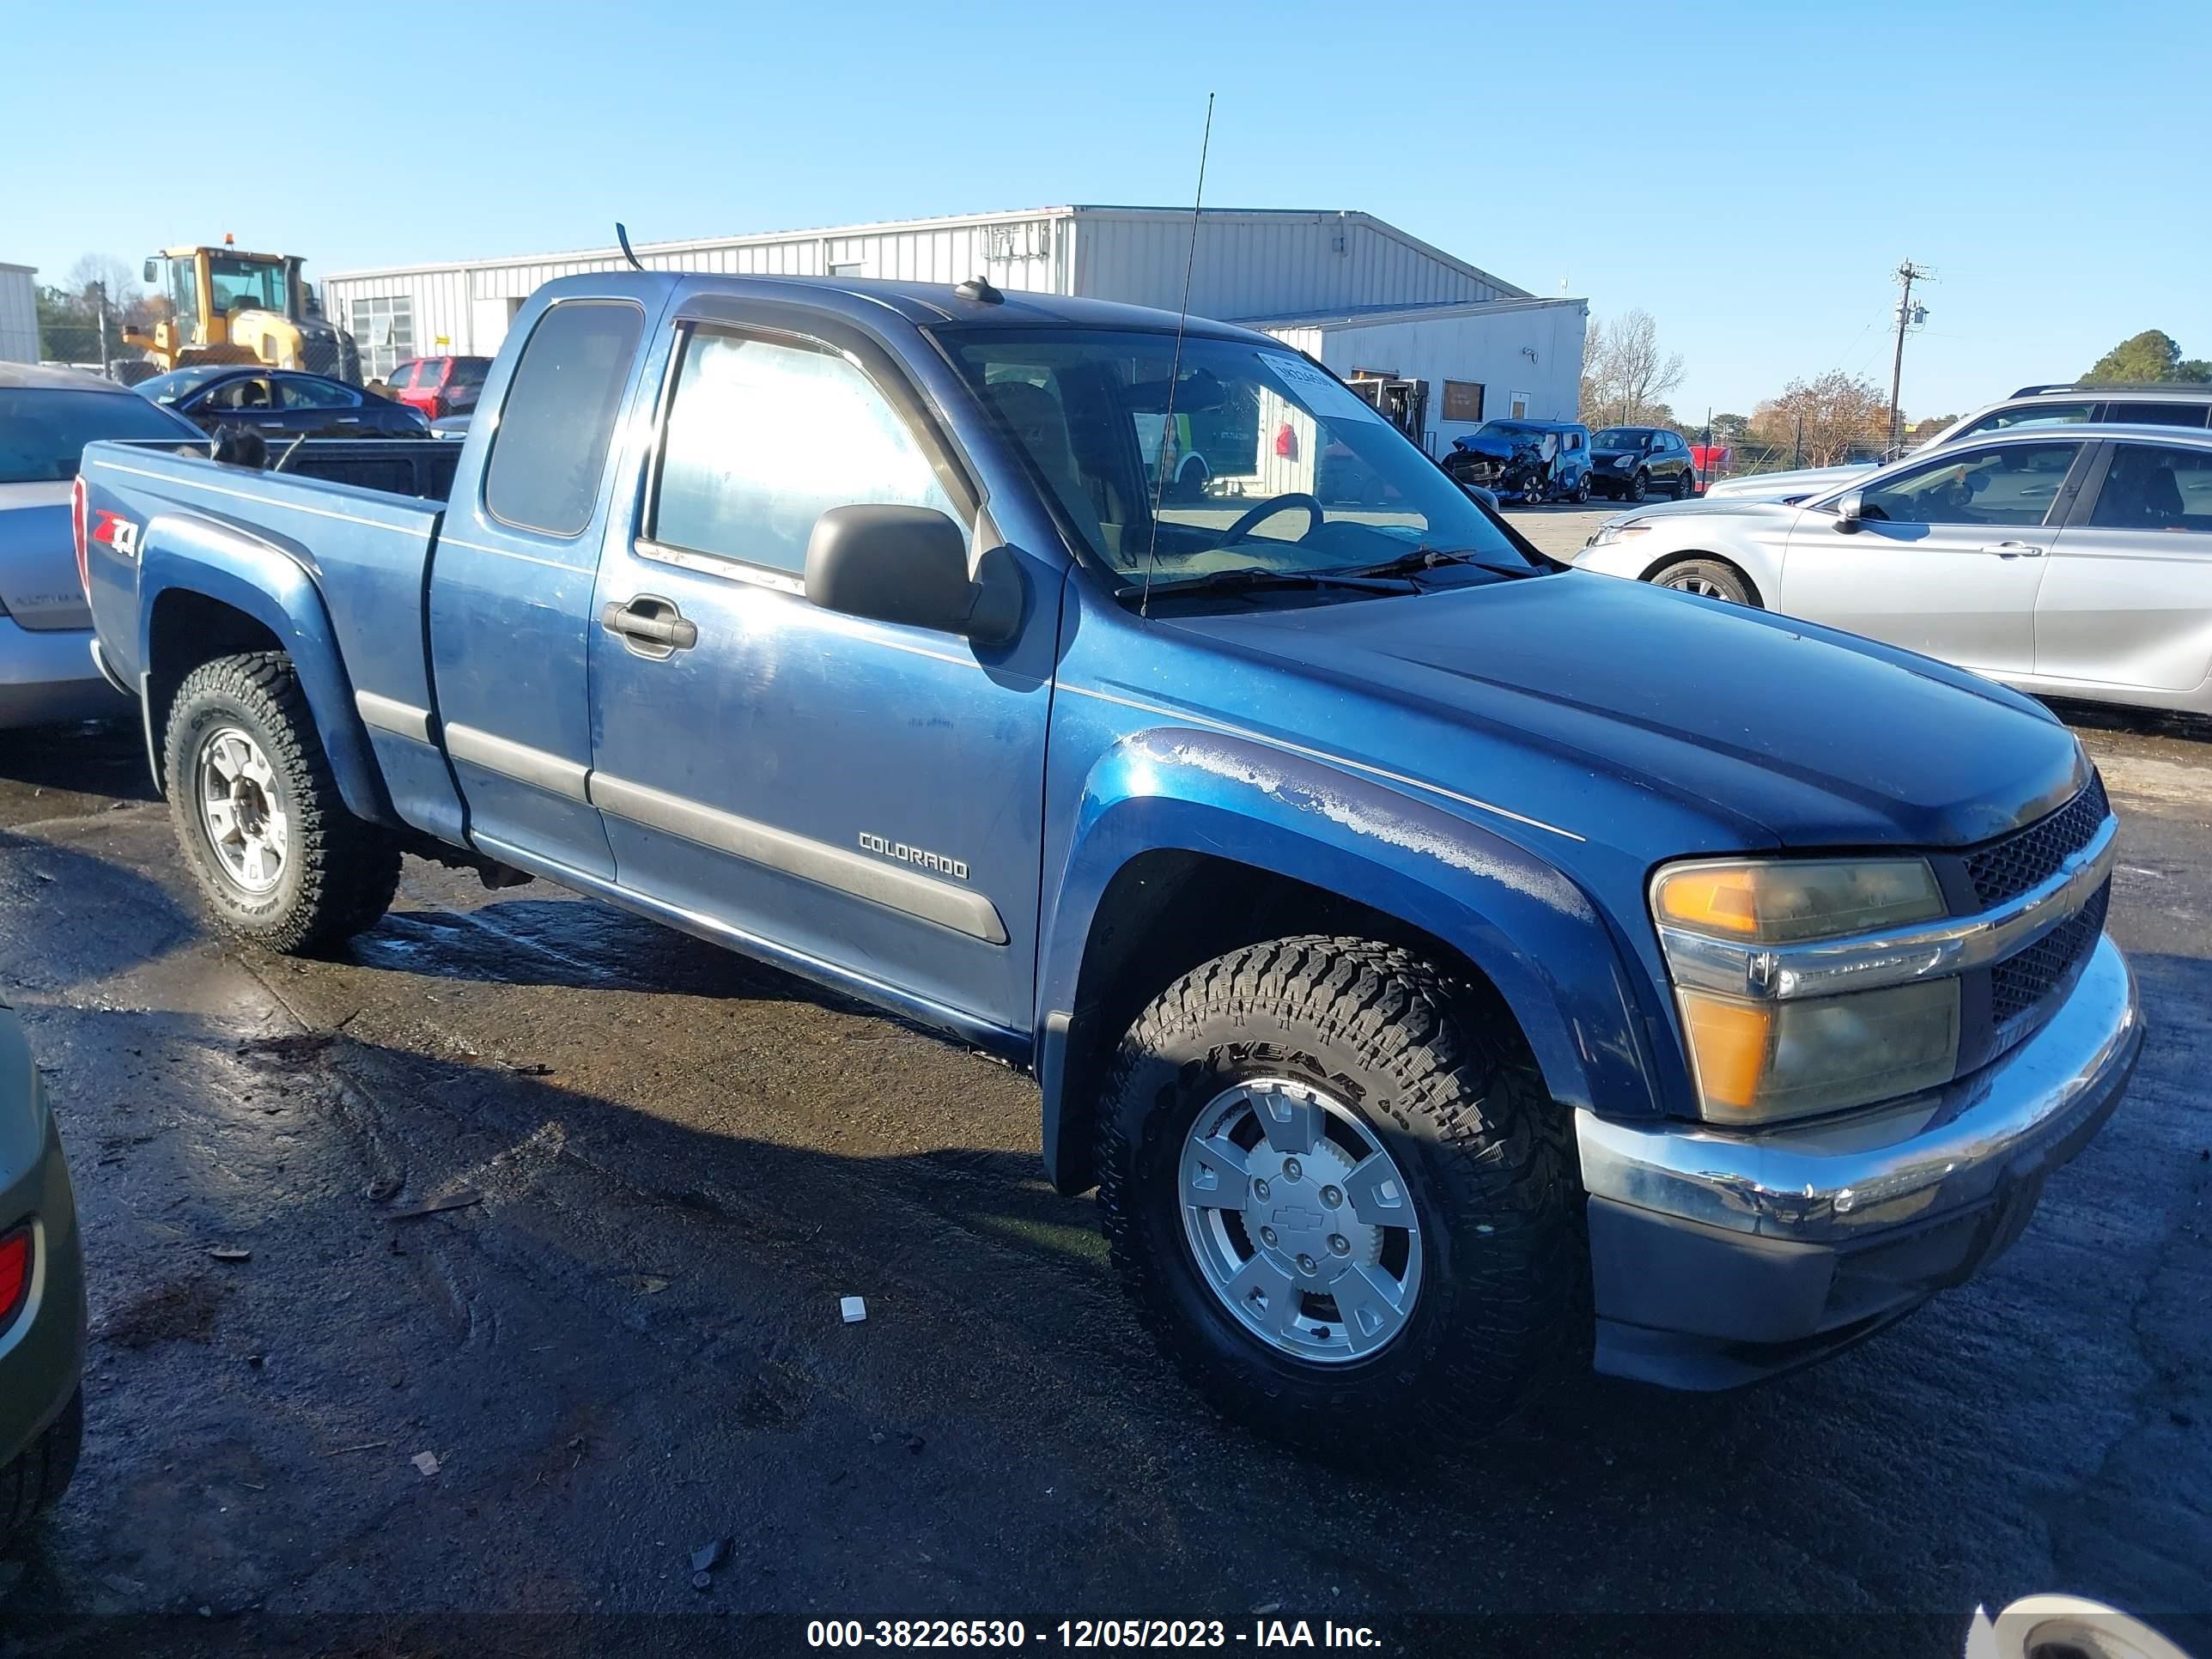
(78, 439, 453, 811)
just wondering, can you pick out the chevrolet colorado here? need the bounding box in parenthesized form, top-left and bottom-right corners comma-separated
(76, 271, 2142, 1449)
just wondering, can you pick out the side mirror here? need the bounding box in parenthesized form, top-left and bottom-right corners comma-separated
(805, 504, 1008, 641)
(142, 258, 158, 284)
(1833, 489, 1865, 532)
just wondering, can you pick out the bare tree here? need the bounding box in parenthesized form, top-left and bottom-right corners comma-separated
(1581, 310, 1686, 427)
(1749, 371, 1889, 467)
(64, 253, 142, 310)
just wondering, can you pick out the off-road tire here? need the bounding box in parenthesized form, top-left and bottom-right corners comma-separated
(1096, 936, 1587, 1454)
(0, 1388, 82, 1548)
(1650, 556, 1756, 606)
(164, 652, 401, 954)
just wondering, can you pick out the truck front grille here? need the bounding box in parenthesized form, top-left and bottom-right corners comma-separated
(1966, 775, 2108, 907)
(1991, 879, 2110, 1029)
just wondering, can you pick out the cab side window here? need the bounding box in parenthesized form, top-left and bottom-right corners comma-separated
(650, 327, 957, 576)
(2088, 443, 2212, 532)
(2103, 402, 2211, 429)
(483, 301, 647, 538)
(1860, 441, 2081, 526)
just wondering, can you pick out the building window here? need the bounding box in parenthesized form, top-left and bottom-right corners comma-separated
(1509, 389, 1532, 419)
(1443, 380, 1485, 423)
(828, 261, 867, 277)
(344, 294, 414, 381)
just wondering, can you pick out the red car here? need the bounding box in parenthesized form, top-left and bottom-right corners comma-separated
(381, 356, 491, 422)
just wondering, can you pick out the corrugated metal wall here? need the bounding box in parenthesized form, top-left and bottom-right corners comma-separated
(324, 213, 1070, 363)
(321, 207, 1530, 368)
(0, 267, 39, 364)
(1072, 211, 1514, 324)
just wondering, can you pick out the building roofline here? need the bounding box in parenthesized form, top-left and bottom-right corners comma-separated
(0, 262, 36, 274)
(325, 205, 1532, 298)
(1240, 295, 1587, 329)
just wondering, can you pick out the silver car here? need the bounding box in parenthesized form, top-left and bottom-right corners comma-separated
(0, 364, 203, 727)
(1574, 423, 2212, 717)
(1704, 382, 2212, 503)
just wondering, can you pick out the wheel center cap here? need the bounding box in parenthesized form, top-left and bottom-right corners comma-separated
(1244, 1140, 1377, 1285)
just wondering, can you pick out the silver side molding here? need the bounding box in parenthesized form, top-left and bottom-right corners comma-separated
(445, 723, 591, 803)
(589, 771, 1008, 945)
(355, 690, 435, 744)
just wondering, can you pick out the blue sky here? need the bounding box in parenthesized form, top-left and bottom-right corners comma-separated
(4, 0, 2204, 421)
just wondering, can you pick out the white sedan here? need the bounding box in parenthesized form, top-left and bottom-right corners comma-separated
(1571, 423, 2212, 717)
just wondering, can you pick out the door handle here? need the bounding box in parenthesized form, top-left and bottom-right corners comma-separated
(601, 596, 699, 656)
(1984, 541, 2044, 558)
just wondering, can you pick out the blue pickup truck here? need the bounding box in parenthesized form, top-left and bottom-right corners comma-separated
(74, 271, 2142, 1448)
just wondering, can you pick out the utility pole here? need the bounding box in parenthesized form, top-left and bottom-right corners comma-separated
(92, 281, 110, 380)
(1887, 260, 1932, 455)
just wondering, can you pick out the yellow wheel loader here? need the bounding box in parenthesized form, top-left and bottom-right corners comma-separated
(124, 240, 362, 384)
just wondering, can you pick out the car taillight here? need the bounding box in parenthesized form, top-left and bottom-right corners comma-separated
(0, 1226, 29, 1329)
(71, 474, 89, 594)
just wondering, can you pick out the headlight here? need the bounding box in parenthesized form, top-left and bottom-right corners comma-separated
(1651, 857, 1959, 1125)
(1652, 858, 1944, 942)
(1587, 521, 1650, 548)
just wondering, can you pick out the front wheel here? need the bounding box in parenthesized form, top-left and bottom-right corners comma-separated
(1096, 937, 1585, 1454)
(1626, 470, 1648, 502)
(1651, 556, 1755, 605)
(165, 652, 402, 954)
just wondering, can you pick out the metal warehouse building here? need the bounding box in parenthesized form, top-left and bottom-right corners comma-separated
(323, 205, 1585, 454)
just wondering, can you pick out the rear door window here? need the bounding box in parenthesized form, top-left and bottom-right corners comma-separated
(483, 301, 646, 538)
(2087, 443, 2212, 532)
(648, 326, 957, 576)
(386, 362, 418, 391)
(278, 378, 359, 410)
(2103, 401, 2211, 429)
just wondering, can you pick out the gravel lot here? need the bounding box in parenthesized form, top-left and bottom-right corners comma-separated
(3, 578, 2208, 1653)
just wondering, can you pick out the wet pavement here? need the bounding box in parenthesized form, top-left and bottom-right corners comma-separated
(0, 700, 2208, 1657)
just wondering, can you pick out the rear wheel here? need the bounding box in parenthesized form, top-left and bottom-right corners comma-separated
(1651, 556, 1754, 605)
(1096, 937, 1585, 1454)
(1572, 474, 1590, 504)
(1674, 468, 1696, 500)
(165, 652, 402, 954)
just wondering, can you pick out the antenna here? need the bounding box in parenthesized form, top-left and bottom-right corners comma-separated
(615, 222, 646, 272)
(1138, 92, 1214, 619)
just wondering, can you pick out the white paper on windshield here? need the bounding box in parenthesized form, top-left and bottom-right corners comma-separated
(1256, 352, 1389, 427)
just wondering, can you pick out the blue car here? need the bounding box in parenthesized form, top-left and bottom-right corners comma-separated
(1446, 418, 1593, 503)
(76, 273, 2140, 1453)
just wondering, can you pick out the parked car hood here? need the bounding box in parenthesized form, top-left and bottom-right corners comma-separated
(1164, 571, 2084, 851)
(0, 481, 91, 631)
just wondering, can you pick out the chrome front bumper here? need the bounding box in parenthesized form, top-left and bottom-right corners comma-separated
(1577, 933, 2142, 1387)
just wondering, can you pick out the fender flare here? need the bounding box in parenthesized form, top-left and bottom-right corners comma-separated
(137, 518, 392, 825)
(1032, 728, 1662, 1190)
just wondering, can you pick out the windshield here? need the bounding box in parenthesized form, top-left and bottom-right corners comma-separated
(137, 365, 238, 404)
(1590, 428, 1645, 448)
(946, 329, 1540, 594)
(0, 389, 199, 483)
(210, 255, 291, 318)
(1480, 422, 1548, 444)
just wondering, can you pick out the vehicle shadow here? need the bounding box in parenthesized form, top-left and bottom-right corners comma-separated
(0, 720, 155, 807)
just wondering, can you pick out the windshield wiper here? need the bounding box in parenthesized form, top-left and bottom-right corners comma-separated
(1336, 546, 1548, 581)
(1118, 565, 1417, 602)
